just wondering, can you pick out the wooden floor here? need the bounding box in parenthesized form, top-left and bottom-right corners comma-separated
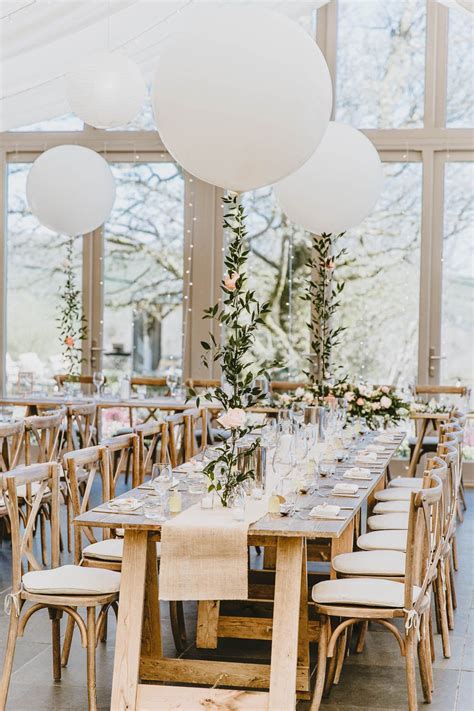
(0, 491, 472, 710)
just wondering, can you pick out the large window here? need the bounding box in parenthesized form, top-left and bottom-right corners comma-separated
(441, 162, 474, 389)
(333, 162, 422, 387)
(244, 189, 310, 378)
(6, 163, 82, 393)
(103, 162, 184, 382)
(336, 0, 426, 128)
(446, 8, 474, 127)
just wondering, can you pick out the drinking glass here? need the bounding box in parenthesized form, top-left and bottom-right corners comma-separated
(143, 496, 165, 521)
(166, 369, 180, 397)
(151, 463, 173, 512)
(290, 402, 305, 429)
(92, 371, 105, 397)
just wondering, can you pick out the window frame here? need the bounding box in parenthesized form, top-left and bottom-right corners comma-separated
(0, 0, 473, 393)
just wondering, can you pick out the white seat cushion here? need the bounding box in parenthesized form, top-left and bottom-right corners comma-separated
(389, 477, 423, 489)
(357, 529, 408, 552)
(368, 513, 409, 531)
(312, 577, 421, 608)
(373, 501, 410, 514)
(22, 564, 121, 595)
(0, 482, 50, 506)
(375, 488, 412, 502)
(332, 550, 406, 576)
(83, 539, 161, 561)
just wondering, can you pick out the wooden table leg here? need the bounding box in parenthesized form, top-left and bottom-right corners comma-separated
(330, 520, 354, 580)
(196, 601, 220, 649)
(110, 529, 148, 711)
(268, 536, 303, 711)
(141, 538, 162, 660)
(408, 418, 428, 477)
(297, 541, 310, 700)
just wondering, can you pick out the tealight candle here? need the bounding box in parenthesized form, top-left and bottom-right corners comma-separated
(252, 487, 263, 500)
(168, 491, 182, 513)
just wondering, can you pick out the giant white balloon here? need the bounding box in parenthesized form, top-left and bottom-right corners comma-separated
(274, 122, 383, 234)
(26, 145, 116, 236)
(152, 7, 332, 192)
(66, 51, 146, 128)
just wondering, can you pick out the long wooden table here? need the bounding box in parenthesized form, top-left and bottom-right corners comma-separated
(74, 431, 404, 710)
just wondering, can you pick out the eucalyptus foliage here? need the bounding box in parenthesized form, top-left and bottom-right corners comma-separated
(56, 237, 87, 379)
(189, 192, 274, 506)
(303, 232, 346, 393)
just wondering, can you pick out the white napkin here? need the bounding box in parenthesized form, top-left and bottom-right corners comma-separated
(176, 460, 205, 473)
(343, 467, 372, 481)
(332, 482, 358, 495)
(356, 452, 378, 465)
(309, 503, 341, 519)
(365, 444, 386, 453)
(107, 497, 142, 512)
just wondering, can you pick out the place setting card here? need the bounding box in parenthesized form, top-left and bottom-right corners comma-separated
(94, 497, 144, 515)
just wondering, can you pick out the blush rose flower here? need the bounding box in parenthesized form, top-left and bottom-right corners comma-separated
(344, 391, 355, 402)
(64, 336, 75, 347)
(356, 397, 365, 406)
(223, 272, 239, 291)
(381, 385, 390, 394)
(325, 258, 335, 271)
(324, 394, 337, 406)
(217, 408, 246, 430)
(380, 396, 392, 409)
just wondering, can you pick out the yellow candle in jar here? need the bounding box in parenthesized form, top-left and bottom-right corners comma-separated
(169, 491, 182, 513)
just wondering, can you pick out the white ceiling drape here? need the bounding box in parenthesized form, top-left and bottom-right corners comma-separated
(0, 0, 328, 131)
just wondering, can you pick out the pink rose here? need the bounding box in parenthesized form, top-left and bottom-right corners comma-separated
(217, 408, 246, 429)
(223, 272, 239, 291)
(324, 394, 337, 405)
(381, 386, 390, 394)
(356, 398, 365, 406)
(64, 336, 75, 347)
(344, 391, 355, 402)
(380, 396, 392, 409)
(325, 258, 335, 271)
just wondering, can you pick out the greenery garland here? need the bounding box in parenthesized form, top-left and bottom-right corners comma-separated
(189, 192, 273, 506)
(56, 237, 87, 379)
(302, 232, 346, 394)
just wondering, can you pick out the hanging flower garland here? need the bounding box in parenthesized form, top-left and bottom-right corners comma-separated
(56, 237, 88, 379)
(189, 192, 274, 506)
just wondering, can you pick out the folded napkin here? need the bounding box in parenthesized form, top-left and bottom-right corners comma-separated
(343, 467, 372, 481)
(309, 503, 341, 519)
(356, 452, 378, 465)
(175, 460, 205, 473)
(106, 497, 142, 512)
(332, 482, 358, 495)
(375, 434, 396, 444)
(365, 444, 386, 453)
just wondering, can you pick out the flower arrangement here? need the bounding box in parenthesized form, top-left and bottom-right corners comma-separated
(56, 237, 87, 379)
(272, 382, 410, 430)
(189, 192, 273, 506)
(410, 399, 451, 415)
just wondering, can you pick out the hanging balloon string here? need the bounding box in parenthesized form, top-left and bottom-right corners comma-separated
(288, 229, 294, 376)
(181, 175, 196, 373)
(1, 0, 195, 101)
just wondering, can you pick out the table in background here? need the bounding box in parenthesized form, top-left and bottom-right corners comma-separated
(408, 412, 450, 477)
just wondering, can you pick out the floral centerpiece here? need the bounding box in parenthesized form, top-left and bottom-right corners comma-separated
(189, 192, 273, 506)
(57, 237, 87, 379)
(410, 399, 451, 415)
(334, 383, 410, 429)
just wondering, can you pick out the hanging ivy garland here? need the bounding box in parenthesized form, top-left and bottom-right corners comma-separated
(56, 237, 88, 379)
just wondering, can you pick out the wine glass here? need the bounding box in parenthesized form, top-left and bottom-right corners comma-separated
(92, 371, 104, 398)
(290, 402, 305, 429)
(166, 369, 179, 397)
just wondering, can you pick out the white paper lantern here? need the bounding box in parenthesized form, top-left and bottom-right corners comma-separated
(26, 145, 116, 236)
(274, 122, 383, 235)
(66, 51, 146, 129)
(152, 6, 332, 192)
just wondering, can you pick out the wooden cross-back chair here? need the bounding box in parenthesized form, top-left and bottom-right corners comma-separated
(130, 375, 168, 393)
(441, 417, 467, 518)
(310, 469, 444, 711)
(0, 462, 120, 711)
(135, 420, 168, 482)
(185, 378, 220, 392)
(0, 421, 24, 473)
(54, 374, 107, 394)
(100, 433, 140, 493)
(65, 402, 97, 452)
(166, 408, 207, 468)
(269, 380, 308, 393)
(23, 408, 66, 465)
(62, 443, 186, 659)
